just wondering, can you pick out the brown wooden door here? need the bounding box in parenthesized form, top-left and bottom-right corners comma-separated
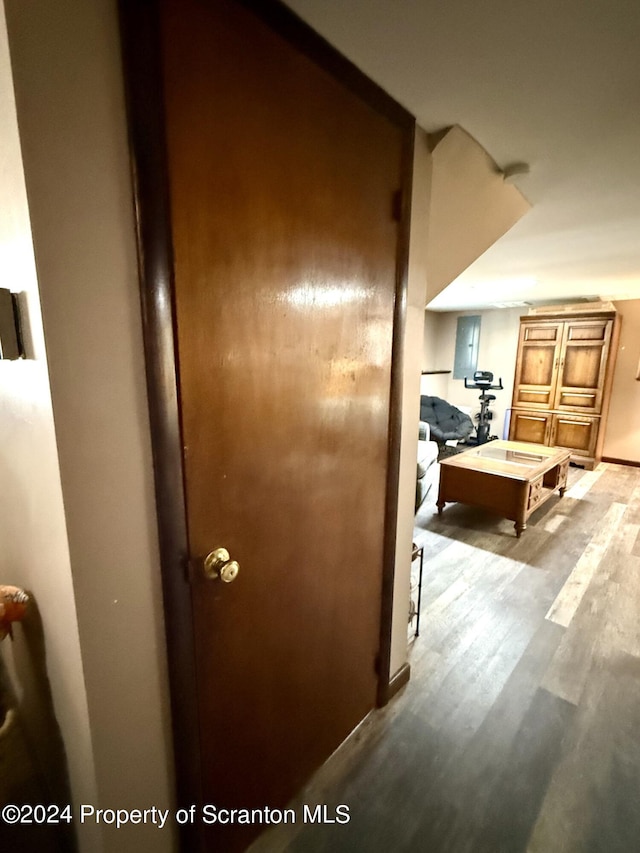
(552, 319, 613, 413)
(145, 0, 410, 849)
(512, 321, 564, 409)
(508, 409, 553, 445)
(551, 414, 599, 458)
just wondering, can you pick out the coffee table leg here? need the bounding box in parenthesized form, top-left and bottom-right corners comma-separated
(515, 520, 526, 538)
(437, 499, 445, 515)
(558, 460, 569, 498)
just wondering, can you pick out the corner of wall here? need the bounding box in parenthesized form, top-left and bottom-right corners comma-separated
(389, 126, 432, 678)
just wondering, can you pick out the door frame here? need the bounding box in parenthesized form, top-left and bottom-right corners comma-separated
(118, 0, 415, 836)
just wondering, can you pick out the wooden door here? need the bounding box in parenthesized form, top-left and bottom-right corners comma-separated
(508, 409, 553, 445)
(552, 319, 613, 413)
(121, 1, 413, 850)
(512, 321, 564, 409)
(551, 414, 599, 458)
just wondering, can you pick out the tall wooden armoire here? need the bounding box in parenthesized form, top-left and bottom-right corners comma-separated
(508, 303, 621, 469)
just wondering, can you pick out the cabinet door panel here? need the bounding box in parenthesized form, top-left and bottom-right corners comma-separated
(551, 414, 599, 457)
(508, 409, 553, 445)
(553, 320, 612, 412)
(512, 322, 563, 408)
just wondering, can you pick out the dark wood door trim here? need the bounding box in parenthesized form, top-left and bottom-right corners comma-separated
(118, 0, 414, 835)
(602, 457, 640, 468)
(378, 124, 414, 707)
(118, 5, 202, 846)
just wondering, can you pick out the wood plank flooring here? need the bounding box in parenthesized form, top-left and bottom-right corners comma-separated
(249, 462, 640, 853)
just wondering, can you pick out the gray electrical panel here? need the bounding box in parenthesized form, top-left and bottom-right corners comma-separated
(453, 315, 480, 380)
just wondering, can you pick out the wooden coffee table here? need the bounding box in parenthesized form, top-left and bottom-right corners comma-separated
(436, 440, 571, 537)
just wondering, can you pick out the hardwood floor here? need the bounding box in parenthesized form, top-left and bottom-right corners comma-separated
(250, 462, 640, 853)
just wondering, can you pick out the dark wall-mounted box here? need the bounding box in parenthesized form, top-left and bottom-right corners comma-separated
(0, 288, 23, 360)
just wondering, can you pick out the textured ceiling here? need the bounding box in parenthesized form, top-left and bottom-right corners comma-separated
(283, 0, 640, 310)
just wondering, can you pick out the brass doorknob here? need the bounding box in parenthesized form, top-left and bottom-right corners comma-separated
(203, 548, 240, 583)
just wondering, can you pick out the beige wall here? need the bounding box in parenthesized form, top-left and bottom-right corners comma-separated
(603, 300, 640, 464)
(4, 1, 175, 850)
(421, 307, 523, 441)
(390, 128, 432, 677)
(0, 7, 98, 849)
(426, 126, 530, 301)
(422, 309, 439, 372)
(420, 310, 449, 400)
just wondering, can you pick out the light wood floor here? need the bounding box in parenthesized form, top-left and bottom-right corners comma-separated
(251, 462, 640, 853)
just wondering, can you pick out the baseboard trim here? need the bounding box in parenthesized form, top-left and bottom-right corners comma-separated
(602, 456, 640, 468)
(381, 662, 411, 705)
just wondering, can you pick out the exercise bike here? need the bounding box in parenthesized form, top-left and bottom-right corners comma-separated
(464, 370, 504, 445)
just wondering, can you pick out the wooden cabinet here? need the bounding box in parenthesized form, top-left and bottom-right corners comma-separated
(509, 307, 620, 469)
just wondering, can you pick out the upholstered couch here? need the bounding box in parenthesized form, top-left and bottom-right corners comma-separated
(416, 420, 439, 510)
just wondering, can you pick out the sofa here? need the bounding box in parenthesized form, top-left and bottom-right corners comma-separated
(416, 420, 439, 511)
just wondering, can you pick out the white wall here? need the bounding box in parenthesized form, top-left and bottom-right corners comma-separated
(0, 5, 99, 849)
(389, 128, 431, 678)
(3, 1, 175, 850)
(422, 307, 523, 441)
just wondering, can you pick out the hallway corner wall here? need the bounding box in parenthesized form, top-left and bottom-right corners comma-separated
(0, 2, 99, 848)
(389, 127, 432, 678)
